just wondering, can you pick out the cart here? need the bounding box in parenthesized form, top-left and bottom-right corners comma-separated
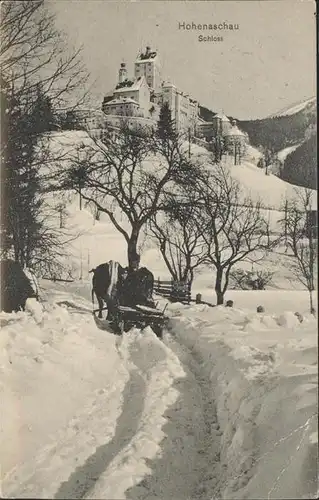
(93, 303, 168, 337)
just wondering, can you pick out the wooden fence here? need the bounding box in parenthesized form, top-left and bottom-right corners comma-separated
(153, 278, 191, 304)
(42, 276, 75, 283)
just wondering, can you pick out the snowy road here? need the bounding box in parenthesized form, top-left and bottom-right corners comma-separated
(56, 328, 224, 500)
(1, 288, 223, 500)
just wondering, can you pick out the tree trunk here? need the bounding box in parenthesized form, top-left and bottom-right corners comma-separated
(59, 207, 63, 228)
(79, 187, 82, 210)
(215, 268, 224, 305)
(127, 228, 140, 268)
(309, 289, 315, 315)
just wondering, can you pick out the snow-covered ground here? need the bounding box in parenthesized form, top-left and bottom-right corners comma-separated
(44, 130, 317, 212)
(1, 129, 317, 499)
(277, 144, 301, 163)
(1, 281, 317, 499)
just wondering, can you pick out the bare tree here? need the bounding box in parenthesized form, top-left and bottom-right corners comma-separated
(61, 120, 196, 268)
(0, 0, 90, 275)
(197, 165, 274, 305)
(209, 135, 226, 163)
(148, 197, 207, 285)
(258, 144, 277, 175)
(280, 189, 317, 314)
(1, 0, 89, 108)
(232, 138, 246, 166)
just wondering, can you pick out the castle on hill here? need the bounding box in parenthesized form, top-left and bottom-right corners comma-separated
(100, 46, 247, 152)
(102, 46, 199, 135)
(64, 46, 248, 158)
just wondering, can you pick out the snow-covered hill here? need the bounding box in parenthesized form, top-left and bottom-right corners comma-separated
(47, 130, 317, 211)
(238, 96, 316, 190)
(269, 96, 316, 118)
(277, 144, 302, 163)
(38, 130, 317, 292)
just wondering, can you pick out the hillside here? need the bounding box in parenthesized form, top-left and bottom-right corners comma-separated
(200, 97, 316, 152)
(268, 96, 316, 118)
(280, 134, 317, 189)
(199, 97, 317, 189)
(41, 131, 316, 289)
(238, 97, 316, 152)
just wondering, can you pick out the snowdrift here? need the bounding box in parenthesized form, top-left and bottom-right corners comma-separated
(1, 282, 318, 499)
(0, 285, 186, 499)
(168, 302, 318, 499)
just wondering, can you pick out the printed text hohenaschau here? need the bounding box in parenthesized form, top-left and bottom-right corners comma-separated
(178, 22, 240, 31)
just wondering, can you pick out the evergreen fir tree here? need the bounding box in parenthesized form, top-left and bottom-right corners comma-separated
(157, 102, 176, 141)
(1, 83, 44, 266)
(29, 83, 56, 134)
(281, 135, 316, 189)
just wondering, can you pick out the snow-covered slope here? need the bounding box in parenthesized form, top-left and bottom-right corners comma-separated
(46, 130, 317, 211)
(277, 144, 302, 162)
(39, 130, 316, 288)
(269, 96, 316, 118)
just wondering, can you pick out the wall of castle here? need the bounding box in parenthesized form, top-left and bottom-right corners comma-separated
(113, 84, 150, 117)
(104, 101, 140, 117)
(134, 60, 160, 90)
(102, 114, 156, 130)
(138, 85, 151, 117)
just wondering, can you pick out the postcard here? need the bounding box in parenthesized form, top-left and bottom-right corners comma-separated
(1, 1, 317, 499)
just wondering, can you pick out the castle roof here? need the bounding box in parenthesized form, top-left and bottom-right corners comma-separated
(225, 125, 245, 137)
(105, 97, 139, 106)
(214, 113, 230, 122)
(162, 81, 176, 89)
(114, 76, 147, 93)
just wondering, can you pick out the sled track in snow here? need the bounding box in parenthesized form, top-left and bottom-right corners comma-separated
(56, 326, 223, 500)
(3, 314, 223, 500)
(54, 369, 146, 499)
(139, 334, 221, 496)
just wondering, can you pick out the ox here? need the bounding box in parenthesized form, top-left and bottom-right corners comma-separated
(90, 258, 156, 321)
(0, 259, 38, 313)
(90, 260, 127, 319)
(119, 267, 155, 309)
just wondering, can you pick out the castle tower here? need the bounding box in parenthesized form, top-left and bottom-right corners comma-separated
(119, 62, 127, 84)
(134, 46, 161, 90)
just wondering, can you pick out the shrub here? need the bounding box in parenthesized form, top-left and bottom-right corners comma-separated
(230, 269, 274, 290)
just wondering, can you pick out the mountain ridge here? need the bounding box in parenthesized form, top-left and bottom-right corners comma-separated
(198, 96, 317, 190)
(268, 96, 316, 118)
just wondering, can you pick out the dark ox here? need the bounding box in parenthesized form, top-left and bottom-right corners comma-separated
(118, 267, 155, 309)
(90, 260, 127, 319)
(0, 259, 38, 313)
(90, 261, 156, 320)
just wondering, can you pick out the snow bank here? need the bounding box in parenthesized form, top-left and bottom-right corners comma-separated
(168, 304, 318, 499)
(87, 328, 186, 499)
(1, 285, 190, 499)
(0, 291, 129, 498)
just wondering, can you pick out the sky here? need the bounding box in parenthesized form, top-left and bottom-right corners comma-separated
(50, 0, 316, 119)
